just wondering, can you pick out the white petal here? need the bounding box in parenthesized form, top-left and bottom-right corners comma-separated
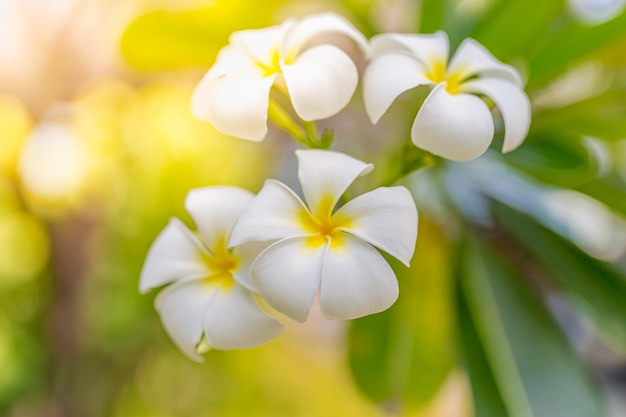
(231, 241, 269, 291)
(184, 186, 254, 250)
(204, 46, 257, 79)
(320, 234, 398, 320)
(296, 149, 373, 217)
(463, 78, 532, 153)
(281, 45, 357, 121)
(336, 186, 418, 266)
(154, 279, 216, 361)
(250, 237, 326, 323)
(284, 12, 369, 56)
(191, 47, 257, 120)
(363, 53, 433, 123)
(448, 38, 523, 86)
(191, 77, 221, 122)
(139, 218, 208, 293)
(229, 24, 288, 66)
(203, 285, 283, 350)
(206, 71, 276, 141)
(411, 84, 494, 161)
(229, 180, 311, 247)
(370, 32, 449, 68)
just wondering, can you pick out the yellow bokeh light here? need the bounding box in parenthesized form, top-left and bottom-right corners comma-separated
(0, 210, 49, 285)
(0, 94, 33, 176)
(121, 79, 274, 189)
(18, 123, 88, 204)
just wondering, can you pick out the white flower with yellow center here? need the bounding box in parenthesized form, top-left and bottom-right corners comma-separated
(229, 150, 418, 322)
(191, 12, 369, 141)
(363, 31, 531, 161)
(139, 187, 283, 361)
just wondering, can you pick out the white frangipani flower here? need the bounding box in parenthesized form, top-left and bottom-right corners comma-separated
(139, 186, 283, 361)
(364, 31, 531, 161)
(191, 12, 369, 141)
(229, 150, 418, 322)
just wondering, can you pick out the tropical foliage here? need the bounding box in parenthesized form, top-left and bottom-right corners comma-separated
(1, 0, 626, 416)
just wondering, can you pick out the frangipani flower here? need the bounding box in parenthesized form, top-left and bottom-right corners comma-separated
(364, 31, 531, 161)
(191, 12, 369, 141)
(229, 150, 418, 322)
(139, 187, 283, 361)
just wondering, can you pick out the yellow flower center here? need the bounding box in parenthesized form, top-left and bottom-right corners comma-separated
(256, 47, 296, 77)
(426, 60, 465, 95)
(300, 196, 352, 249)
(201, 238, 239, 289)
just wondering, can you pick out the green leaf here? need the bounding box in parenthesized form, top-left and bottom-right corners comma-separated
(504, 129, 597, 187)
(418, 0, 449, 33)
(532, 89, 626, 141)
(348, 219, 454, 409)
(469, 0, 563, 61)
(334, 0, 379, 38)
(456, 276, 509, 417)
(348, 308, 393, 404)
(527, 10, 626, 89)
(576, 176, 626, 217)
(459, 235, 605, 417)
(120, 2, 285, 70)
(493, 203, 626, 351)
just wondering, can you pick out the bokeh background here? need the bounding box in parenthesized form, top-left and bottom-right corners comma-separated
(2, 0, 626, 416)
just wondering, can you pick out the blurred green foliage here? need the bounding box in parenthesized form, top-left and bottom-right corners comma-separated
(457, 237, 604, 417)
(2, 0, 626, 416)
(349, 219, 455, 409)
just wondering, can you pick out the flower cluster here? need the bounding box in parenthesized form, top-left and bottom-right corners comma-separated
(140, 11, 531, 360)
(140, 150, 418, 360)
(364, 31, 531, 161)
(190, 12, 530, 161)
(191, 13, 369, 142)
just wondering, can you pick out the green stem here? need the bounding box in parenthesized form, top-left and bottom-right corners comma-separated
(380, 140, 438, 187)
(304, 121, 317, 143)
(267, 99, 309, 146)
(267, 99, 335, 149)
(303, 121, 334, 149)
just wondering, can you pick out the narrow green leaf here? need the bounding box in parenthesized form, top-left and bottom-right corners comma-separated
(348, 310, 392, 404)
(461, 240, 535, 417)
(460, 235, 605, 417)
(504, 130, 597, 187)
(418, 0, 449, 33)
(576, 176, 626, 217)
(348, 219, 454, 409)
(494, 203, 626, 351)
(456, 275, 509, 417)
(527, 10, 626, 89)
(469, 0, 563, 61)
(532, 89, 626, 141)
(334, 0, 379, 38)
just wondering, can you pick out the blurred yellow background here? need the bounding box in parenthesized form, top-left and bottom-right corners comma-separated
(0, 0, 470, 416)
(5, 0, 626, 416)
